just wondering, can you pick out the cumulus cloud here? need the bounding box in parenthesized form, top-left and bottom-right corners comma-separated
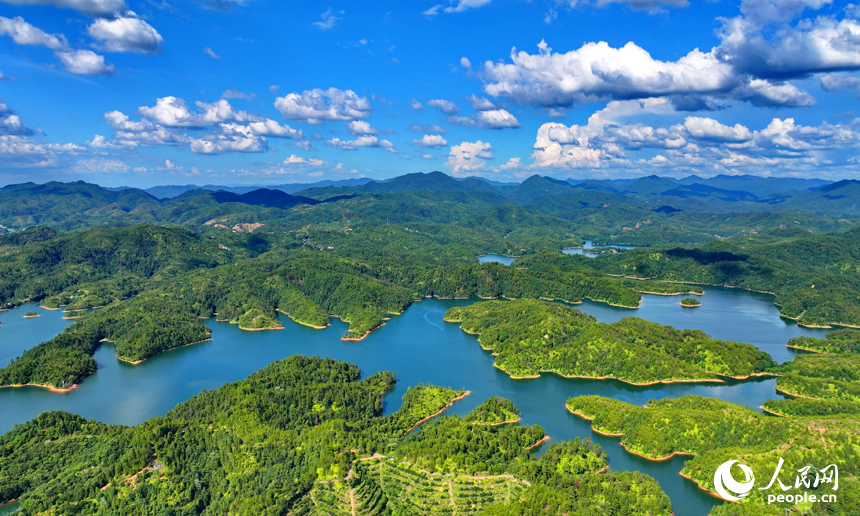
(0, 0, 127, 17)
(104, 109, 191, 146)
(347, 120, 378, 135)
(0, 135, 84, 156)
(411, 99, 423, 110)
(525, 97, 860, 175)
(413, 134, 448, 148)
(314, 8, 343, 29)
(0, 100, 35, 136)
(0, 15, 114, 74)
(424, 0, 493, 15)
(284, 154, 324, 166)
(466, 95, 496, 110)
(446, 140, 493, 175)
(449, 109, 521, 129)
(473, 2, 860, 110)
(87, 12, 163, 53)
(274, 87, 372, 124)
(427, 98, 460, 115)
(295, 140, 315, 151)
(326, 135, 397, 152)
(203, 47, 220, 59)
(138, 97, 259, 127)
(56, 49, 114, 74)
(820, 74, 860, 95)
(190, 130, 267, 154)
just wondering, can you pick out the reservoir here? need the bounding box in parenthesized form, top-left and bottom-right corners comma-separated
(478, 240, 642, 265)
(0, 287, 831, 515)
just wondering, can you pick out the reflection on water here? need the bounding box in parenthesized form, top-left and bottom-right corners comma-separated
(0, 286, 832, 515)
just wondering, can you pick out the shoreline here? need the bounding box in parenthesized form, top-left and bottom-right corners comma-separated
(678, 471, 736, 502)
(275, 309, 329, 329)
(786, 344, 829, 354)
(759, 405, 787, 417)
(565, 407, 624, 436)
(239, 325, 284, 331)
(680, 302, 701, 308)
(471, 416, 522, 427)
(23, 314, 40, 318)
(525, 435, 550, 450)
(0, 381, 78, 393)
(404, 390, 471, 434)
(341, 323, 384, 342)
(775, 386, 820, 400)
(114, 337, 213, 365)
(495, 362, 726, 386)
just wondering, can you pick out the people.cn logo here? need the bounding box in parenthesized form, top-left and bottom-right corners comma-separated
(714, 460, 756, 501)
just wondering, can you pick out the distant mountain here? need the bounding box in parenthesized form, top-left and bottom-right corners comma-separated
(622, 175, 682, 196)
(505, 175, 578, 203)
(144, 179, 375, 199)
(659, 183, 759, 202)
(676, 174, 830, 196)
(359, 171, 497, 194)
(210, 189, 322, 209)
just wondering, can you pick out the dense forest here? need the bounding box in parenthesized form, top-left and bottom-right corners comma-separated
(444, 299, 775, 383)
(0, 356, 673, 515)
(566, 394, 860, 515)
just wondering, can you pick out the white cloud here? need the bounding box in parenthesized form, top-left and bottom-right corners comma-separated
(421, 153, 434, 159)
(295, 140, 315, 151)
(73, 157, 129, 173)
(0, 100, 35, 136)
(446, 140, 493, 175)
(137, 97, 259, 128)
(0, 135, 84, 155)
(820, 74, 860, 93)
(104, 109, 191, 146)
(413, 134, 448, 148)
(203, 47, 220, 59)
(326, 135, 397, 152)
(0, 0, 127, 16)
(449, 109, 521, 129)
(683, 117, 753, 142)
(246, 119, 302, 139)
(87, 12, 163, 54)
(0, 15, 113, 74)
(427, 98, 460, 114)
(347, 120, 378, 135)
(274, 87, 372, 124)
(313, 8, 343, 29)
(525, 97, 860, 175)
(411, 99, 423, 110)
(474, 3, 860, 109)
(56, 49, 114, 75)
(284, 154, 324, 166)
(466, 94, 496, 110)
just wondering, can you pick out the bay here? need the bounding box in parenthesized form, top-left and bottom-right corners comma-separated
(0, 287, 831, 515)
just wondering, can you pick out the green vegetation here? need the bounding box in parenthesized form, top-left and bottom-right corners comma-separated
(772, 353, 860, 401)
(680, 298, 700, 307)
(0, 296, 211, 388)
(787, 328, 860, 353)
(23, 311, 37, 317)
(762, 397, 860, 417)
(445, 300, 775, 383)
(233, 308, 283, 330)
(566, 395, 859, 514)
(619, 278, 705, 295)
(591, 227, 860, 328)
(0, 356, 673, 515)
(464, 397, 521, 425)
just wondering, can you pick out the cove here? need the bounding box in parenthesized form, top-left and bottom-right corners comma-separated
(478, 240, 642, 265)
(0, 288, 831, 515)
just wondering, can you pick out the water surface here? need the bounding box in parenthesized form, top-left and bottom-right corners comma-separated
(0, 288, 831, 515)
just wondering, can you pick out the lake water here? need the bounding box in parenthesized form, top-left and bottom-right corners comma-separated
(0, 288, 831, 515)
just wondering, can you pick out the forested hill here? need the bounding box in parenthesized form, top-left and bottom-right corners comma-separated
(0, 175, 856, 245)
(0, 356, 673, 515)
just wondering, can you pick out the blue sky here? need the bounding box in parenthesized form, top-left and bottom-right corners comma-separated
(0, 0, 859, 187)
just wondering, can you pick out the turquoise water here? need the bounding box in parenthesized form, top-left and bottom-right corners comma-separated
(0, 288, 831, 515)
(0, 501, 18, 515)
(477, 253, 517, 265)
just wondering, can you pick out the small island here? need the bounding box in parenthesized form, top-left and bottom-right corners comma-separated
(23, 311, 39, 318)
(680, 298, 701, 308)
